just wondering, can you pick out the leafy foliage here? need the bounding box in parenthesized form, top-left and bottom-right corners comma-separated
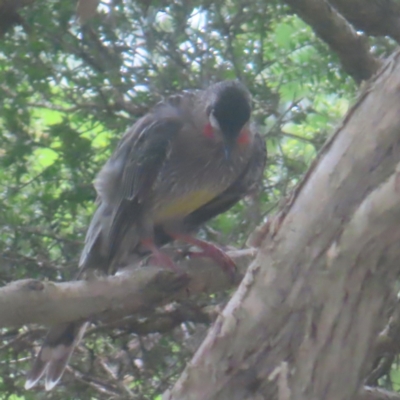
(0, 1, 359, 398)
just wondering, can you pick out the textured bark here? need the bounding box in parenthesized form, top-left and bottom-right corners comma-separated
(0, 250, 253, 328)
(358, 387, 400, 400)
(164, 52, 400, 400)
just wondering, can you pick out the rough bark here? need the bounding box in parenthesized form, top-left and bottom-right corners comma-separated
(358, 387, 400, 400)
(0, 250, 253, 328)
(163, 52, 400, 400)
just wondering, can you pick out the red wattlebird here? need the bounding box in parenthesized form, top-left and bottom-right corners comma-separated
(25, 80, 266, 390)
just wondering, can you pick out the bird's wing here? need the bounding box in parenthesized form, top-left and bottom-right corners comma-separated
(108, 117, 183, 254)
(181, 132, 266, 230)
(79, 110, 183, 271)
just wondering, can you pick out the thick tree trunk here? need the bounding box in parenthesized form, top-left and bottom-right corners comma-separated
(164, 51, 400, 400)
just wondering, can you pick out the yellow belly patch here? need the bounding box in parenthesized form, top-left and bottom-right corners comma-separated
(154, 190, 217, 221)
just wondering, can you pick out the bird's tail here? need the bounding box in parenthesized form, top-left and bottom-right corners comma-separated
(25, 321, 88, 391)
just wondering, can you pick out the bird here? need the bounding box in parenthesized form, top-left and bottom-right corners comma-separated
(25, 80, 266, 391)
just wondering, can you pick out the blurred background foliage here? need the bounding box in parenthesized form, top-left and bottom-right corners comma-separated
(0, 0, 380, 398)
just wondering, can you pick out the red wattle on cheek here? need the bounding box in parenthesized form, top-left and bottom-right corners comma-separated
(237, 129, 250, 145)
(203, 123, 214, 138)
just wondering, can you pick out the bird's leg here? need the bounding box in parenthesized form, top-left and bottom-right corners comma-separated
(167, 233, 236, 279)
(140, 238, 179, 271)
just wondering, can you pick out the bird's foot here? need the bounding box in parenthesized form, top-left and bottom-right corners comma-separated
(169, 234, 237, 281)
(149, 250, 179, 271)
(141, 238, 180, 272)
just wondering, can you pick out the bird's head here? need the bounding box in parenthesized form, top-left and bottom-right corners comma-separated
(204, 81, 252, 158)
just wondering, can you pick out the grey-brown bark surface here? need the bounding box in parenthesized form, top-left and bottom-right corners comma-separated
(358, 387, 400, 400)
(164, 52, 400, 400)
(0, 250, 253, 328)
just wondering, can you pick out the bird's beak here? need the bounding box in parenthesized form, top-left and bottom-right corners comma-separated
(223, 140, 233, 160)
(223, 144, 231, 160)
(223, 133, 239, 160)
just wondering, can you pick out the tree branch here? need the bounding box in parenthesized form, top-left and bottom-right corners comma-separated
(87, 303, 218, 336)
(0, 249, 254, 329)
(163, 51, 400, 400)
(330, 0, 400, 43)
(284, 0, 381, 83)
(0, 0, 34, 36)
(358, 387, 400, 400)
